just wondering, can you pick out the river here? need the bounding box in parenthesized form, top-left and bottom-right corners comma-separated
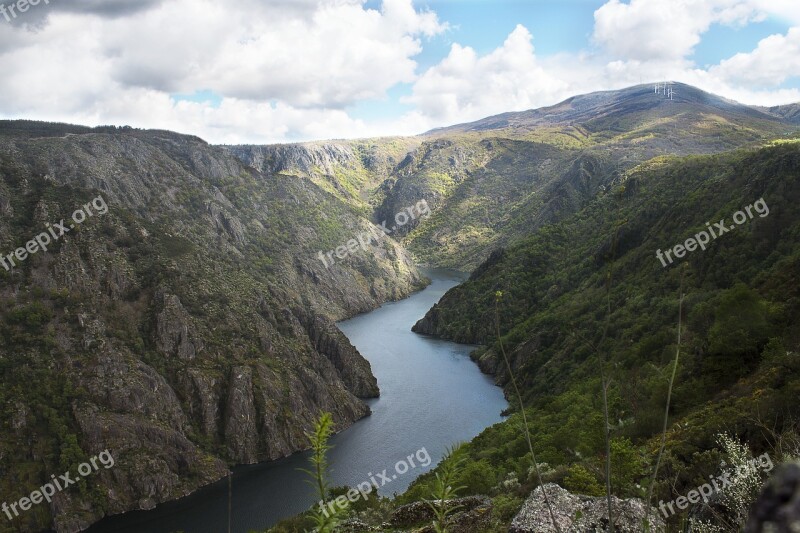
(88, 269, 508, 533)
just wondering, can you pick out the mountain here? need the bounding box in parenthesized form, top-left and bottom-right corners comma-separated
(758, 102, 800, 124)
(224, 138, 421, 217)
(426, 82, 781, 134)
(229, 83, 799, 270)
(0, 121, 426, 532)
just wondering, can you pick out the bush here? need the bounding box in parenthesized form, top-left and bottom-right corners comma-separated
(562, 464, 604, 497)
(492, 494, 525, 521)
(456, 460, 497, 495)
(5, 302, 53, 329)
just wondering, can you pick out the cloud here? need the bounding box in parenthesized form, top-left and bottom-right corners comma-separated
(403, 25, 567, 125)
(0, 0, 447, 141)
(48, 0, 166, 18)
(709, 27, 800, 87)
(747, 0, 800, 26)
(0, 0, 166, 28)
(400, 7, 800, 132)
(97, 0, 446, 106)
(592, 0, 763, 62)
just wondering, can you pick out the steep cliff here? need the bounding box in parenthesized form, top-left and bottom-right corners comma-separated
(0, 122, 426, 532)
(225, 138, 420, 217)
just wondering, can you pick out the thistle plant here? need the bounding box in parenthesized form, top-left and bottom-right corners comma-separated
(715, 434, 768, 526)
(691, 433, 771, 532)
(575, 218, 628, 533)
(300, 412, 348, 533)
(427, 444, 467, 533)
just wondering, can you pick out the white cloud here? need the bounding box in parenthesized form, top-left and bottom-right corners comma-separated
(399, 8, 800, 132)
(586, 0, 800, 98)
(747, 0, 800, 26)
(0, 0, 446, 141)
(99, 0, 446, 107)
(14, 88, 379, 145)
(709, 27, 800, 87)
(592, 0, 763, 62)
(403, 25, 567, 125)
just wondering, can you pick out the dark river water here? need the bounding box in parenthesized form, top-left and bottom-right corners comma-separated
(88, 269, 508, 533)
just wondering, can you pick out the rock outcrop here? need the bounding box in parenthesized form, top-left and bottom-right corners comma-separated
(155, 291, 204, 360)
(510, 484, 665, 533)
(300, 313, 379, 398)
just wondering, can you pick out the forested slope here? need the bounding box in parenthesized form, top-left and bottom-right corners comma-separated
(403, 140, 800, 528)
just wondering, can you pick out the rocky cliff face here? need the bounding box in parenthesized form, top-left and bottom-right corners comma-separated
(0, 122, 426, 532)
(227, 142, 362, 178)
(225, 139, 421, 215)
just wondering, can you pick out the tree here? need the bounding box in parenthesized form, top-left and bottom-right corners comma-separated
(708, 284, 769, 358)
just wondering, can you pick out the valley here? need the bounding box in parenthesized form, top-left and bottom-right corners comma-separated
(87, 270, 507, 533)
(1, 82, 799, 532)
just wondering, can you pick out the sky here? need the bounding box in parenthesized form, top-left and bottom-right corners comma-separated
(0, 0, 798, 144)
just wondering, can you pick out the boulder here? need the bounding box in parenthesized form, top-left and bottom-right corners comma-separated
(745, 462, 800, 532)
(510, 484, 666, 532)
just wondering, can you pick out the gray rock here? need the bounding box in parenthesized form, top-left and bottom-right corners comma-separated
(224, 366, 260, 464)
(337, 518, 375, 533)
(745, 463, 800, 532)
(510, 484, 666, 533)
(155, 291, 203, 360)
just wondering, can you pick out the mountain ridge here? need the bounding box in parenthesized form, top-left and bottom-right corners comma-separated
(424, 82, 791, 135)
(228, 83, 800, 272)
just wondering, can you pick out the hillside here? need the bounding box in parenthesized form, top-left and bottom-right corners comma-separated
(758, 103, 800, 124)
(229, 83, 799, 270)
(224, 138, 421, 217)
(401, 140, 800, 528)
(0, 121, 426, 532)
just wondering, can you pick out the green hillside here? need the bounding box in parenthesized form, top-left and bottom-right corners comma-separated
(404, 139, 800, 529)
